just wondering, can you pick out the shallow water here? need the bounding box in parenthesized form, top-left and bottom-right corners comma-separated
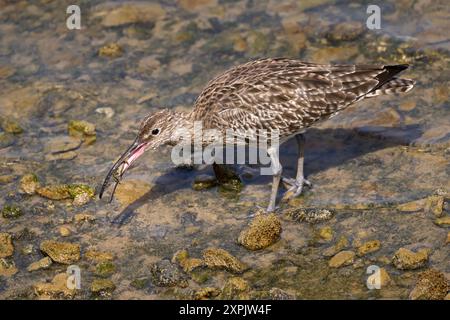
(0, 0, 449, 299)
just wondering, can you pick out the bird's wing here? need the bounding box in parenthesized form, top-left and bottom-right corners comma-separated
(192, 58, 403, 135)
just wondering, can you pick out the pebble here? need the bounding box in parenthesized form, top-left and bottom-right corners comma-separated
(0, 233, 14, 258)
(284, 208, 333, 223)
(318, 226, 333, 242)
(0, 258, 18, 277)
(202, 248, 247, 274)
(409, 269, 449, 300)
(34, 273, 76, 298)
(238, 213, 282, 250)
(1, 205, 22, 219)
(194, 287, 221, 300)
(95, 261, 116, 277)
(328, 250, 355, 268)
(115, 180, 152, 206)
(100, 3, 165, 27)
(59, 226, 71, 237)
(74, 213, 96, 223)
(0, 117, 23, 134)
(172, 249, 204, 273)
(434, 216, 450, 227)
(98, 43, 123, 58)
(326, 21, 364, 42)
(95, 107, 115, 118)
(85, 250, 114, 263)
(40, 240, 81, 264)
(27, 257, 52, 272)
(19, 173, 39, 195)
(220, 277, 250, 299)
(392, 247, 429, 270)
(90, 279, 116, 296)
(150, 259, 188, 287)
(357, 240, 381, 256)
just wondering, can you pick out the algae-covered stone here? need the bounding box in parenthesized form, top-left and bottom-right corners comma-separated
(95, 261, 116, 278)
(366, 267, 392, 288)
(27, 257, 52, 272)
(238, 213, 282, 250)
(284, 208, 333, 223)
(397, 199, 426, 212)
(434, 216, 450, 227)
(192, 174, 217, 191)
(19, 173, 39, 194)
(172, 249, 204, 272)
(91, 279, 116, 296)
(269, 287, 295, 300)
(74, 213, 96, 223)
(318, 226, 333, 242)
(220, 277, 250, 300)
(202, 248, 247, 274)
(68, 184, 95, 206)
(0, 258, 18, 277)
(392, 248, 429, 270)
(424, 195, 444, 217)
(213, 163, 243, 194)
(100, 3, 165, 27)
(34, 273, 76, 298)
(98, 43, 123, 58)
(68, 120, 96, 145)
(329, 250, 355, 268)
(85, 250, 114, 263)
(150, 259, 188, 287)
(409, 269, 449, 300)
(323, 236, 349, 257)
(40, 240, 81, 264)
(326, 21, 364, 42)
(1, 205, 22, 219)
(194, 287, 221, 300)
(115, 180, 152, 206)
(357, 240, 381, 256)
(59, 226, 71, 237)
(0, 233, 14, 258)
(36, 185, 71, 200)
(0, 117, 23, 134)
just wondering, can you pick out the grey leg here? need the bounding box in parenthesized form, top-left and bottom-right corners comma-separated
(282, 134, 311, 199)
(267, 147, 282, 212)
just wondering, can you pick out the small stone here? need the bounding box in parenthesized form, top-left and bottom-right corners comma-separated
(115, 180, 152, 206)
(269, 288, 295, 300)
(1, 205, 22, 219)
(40, 240, 81, 264)
(95, 107, 115, 118)
(27, 257, 52, 272)
(44, 136, 82, 154)
(434, 216, 450, 227)
(284, 208, 333, 223)
(357, 240, 381, 256)
(213, 164, 243, 194)
(318, 226, 333, 242)
(85, 250, 114, 263)
(409, 269, 449, 300)
(19, 173, 39, 194)
(130, 278, 148, 289)
(392, 248, 429, 270)
(194, 287, 221, 300)
(202, 248, 247, 274)
(72, 193, 91, 206)
(74, 213, 96, 223)
(36, 185, 71, 200)
(0, 132, 15, 149)
(424, 195, 444, 217)
(397, 199, 426, 212)
(238, 213, 282, 250)
(0, 117, 23, 134)
(0, 233, 14, 258)
(446, 232, 450, 244)
(367, 268, 392, 288)
(172, 249, 204, 272)
(220, 277, 250, 299)
(323, 236, 349, 257)
(0, 175, 15, 184)
(45, 151, 78, 161)
(192, 174, 217, 191)
(34, 273, 76, 298)
(68, 120, 96, 145)
(59, 226, 71, 237)
(95, 261, 116, 278)
(150, 259, 188, 287)
(329, 250, 355, 268)
(0, 258, 18, 277)
(100, 3, 165, 27)
(22, 244, 34, 255)
(98, 43, 123, 58)
(91, 279, 116, 296)
(326, 21, 364, 42)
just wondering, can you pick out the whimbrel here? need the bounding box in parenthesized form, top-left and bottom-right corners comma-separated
(99, 58, 415, 211)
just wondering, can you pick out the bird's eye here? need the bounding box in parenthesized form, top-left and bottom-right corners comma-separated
(151, 128, 160, 135)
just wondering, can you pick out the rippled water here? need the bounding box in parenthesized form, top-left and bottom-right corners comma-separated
(0, 0, 448, 299)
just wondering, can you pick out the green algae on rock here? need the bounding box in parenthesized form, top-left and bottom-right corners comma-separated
(68, 120, 96, 144)
(202, 248, 247, 274)
(85, 250, 114, 263)
(0, 117, 23, 134)
(36, 183, 94, 205)
(284, 208, 333, 224)
(172, 249, 204, 273)
(150, 259, 188, 287)
(212, 163, 243, 194)
(194, 287, 221, 300)
(27, 257, 52, 272)
(40, 240, 81, 264)
(357, 240, 381, 256)
(90, 279, 116, 297)
(392, 248, 429, 270)
(1, 205, 22, 219)
(0, 233, 14, 258)
(98, 43, 123, 58)
(219, 277, 250, 300)
(19, 173, 40, 195)
(192, 174, 218, 191)
(409, 269, 449, 300)
(237, 213, 282, 250)
(95, 261, 116, 278)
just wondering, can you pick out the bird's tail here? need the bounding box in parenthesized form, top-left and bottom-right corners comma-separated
(365, 77, 415, 97)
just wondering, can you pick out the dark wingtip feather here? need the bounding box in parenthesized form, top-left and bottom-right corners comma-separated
(371, 64, 410, 92)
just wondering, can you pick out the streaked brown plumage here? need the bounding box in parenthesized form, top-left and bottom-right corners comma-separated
(100, 58, 415, 211)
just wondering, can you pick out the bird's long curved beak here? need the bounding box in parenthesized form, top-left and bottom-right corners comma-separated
(99, 138, 148, 202)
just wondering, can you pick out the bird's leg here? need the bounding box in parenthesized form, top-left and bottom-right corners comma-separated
(267, 146, 282, 212)
(282, 134, 311, 199)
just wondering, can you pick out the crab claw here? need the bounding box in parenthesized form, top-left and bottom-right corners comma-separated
(99, 138, 148, 202)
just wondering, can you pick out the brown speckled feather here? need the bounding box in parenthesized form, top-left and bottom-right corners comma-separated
(191, 58, 414, 141)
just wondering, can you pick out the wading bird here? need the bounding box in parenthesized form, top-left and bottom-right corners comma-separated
(99, 58, 414, 211)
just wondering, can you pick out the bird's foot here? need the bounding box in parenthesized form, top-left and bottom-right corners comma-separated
(281, 176, 312, 200)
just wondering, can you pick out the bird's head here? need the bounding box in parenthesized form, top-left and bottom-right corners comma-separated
(99, 108, 182, 201)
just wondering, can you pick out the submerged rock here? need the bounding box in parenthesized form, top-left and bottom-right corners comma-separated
(202, 248, 247, 274)
(238, 213, 282, 250)
(95, 261, 116, 278)
(36, 184, 94, 204)
(85, 250, 114, 263)
(44, 136, 82, 155)
(213, 164, 243, 194)
(40, 240, 81, 264)
(172, 249, 204, 272)
(0, 233, 14, 258)
(323, 236, 349, 257)
(434, 216, 450, 227)
(0, 258, 18, 277)
(357, 240, 381, 256)
(0, 117, 23, 134)
(424, 195, 444, 217)
(34, 273, 76, 298)
(284, 208, 333, 223)
(91, 279, 116, 296)
(1, 205, 22, 219)
(19, 173, 40, 195)
(392, 248, 429, 270)
(74, 213, 96, 223)
(367, 267, 392, 288)
(115, 180, 152, 206)
(317, 226, 333, 242)
(27, 257, 53, 272)
(220, 277, 250, 300)
(329, 250, 355, 268)
(269, 288, 295, 300)
(99, 3, 165, 27)
(150, 259, 188, 287)
(59, 226, 71, 237)
(98, 43, 123, 58)
(0, 132, 15, 149)
(194, 287, 221, 300)
(36, 185, 71, 200)
(192, 174, 218, 191)
(409, 269, 449, 300)
(326, 21, 364, 42)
